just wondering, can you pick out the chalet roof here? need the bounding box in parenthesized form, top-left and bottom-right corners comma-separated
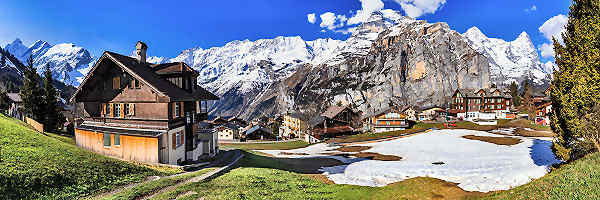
(537, 102, 552, 109)
(308, 116, 326, 128)
(212, 116, 228, 124)
(244, 125, 272, 136)
(219, 123, 240, 131)
(361, 106, 400, 120)
(455, 88, 512, 98)
(150, 62, 198, 75)
(7, 93, 21, 103)
(322, 106, 352, 119)
(70, 51, 218, 102)
(285, 111, 304, 120)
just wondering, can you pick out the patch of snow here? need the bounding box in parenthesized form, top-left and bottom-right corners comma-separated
(263, 129, 561, 192)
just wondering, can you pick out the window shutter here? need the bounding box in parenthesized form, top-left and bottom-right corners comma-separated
(172, 132, 176, 149)
(109, 103, 114, 117)
(113, 76, 120, 90)
(180, 102, 184, 117)
(180, 131, 184, 145)
(130, 103, 135, 116)
(121, 103, 125, 117)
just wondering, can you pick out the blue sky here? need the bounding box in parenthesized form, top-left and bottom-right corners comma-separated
(0, 0, 571, 63)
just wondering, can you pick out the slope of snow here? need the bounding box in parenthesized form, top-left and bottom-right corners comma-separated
(463, 27, 551, 86)
(259, 129, 561, 192)
(4, 39, 93, 86)
(170, 36, 344, 96)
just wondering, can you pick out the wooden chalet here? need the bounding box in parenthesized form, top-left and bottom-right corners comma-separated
(362, 106, 410, 133)
(70, 41, 219, 165)
(307, 106, 361, 142)
(7, 93, 23, 120)
(451, 88, 512, 120)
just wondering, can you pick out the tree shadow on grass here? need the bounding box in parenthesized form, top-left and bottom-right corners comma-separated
(529, 139, 562, 167)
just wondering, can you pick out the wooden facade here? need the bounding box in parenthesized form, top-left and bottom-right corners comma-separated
(451, 88, 512, 120)
(71, 42, 219, 165)
(75, 129, 159, 163)
(363, 107, 409, 133)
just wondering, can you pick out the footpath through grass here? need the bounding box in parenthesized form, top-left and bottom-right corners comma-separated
(220, 140, 311, 150)
(0, 114, 181, 199)
(101, 167, 215, 200)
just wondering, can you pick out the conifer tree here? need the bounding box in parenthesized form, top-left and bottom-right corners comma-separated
(551, 0, 600, 161)
(0, 49, 6, 68)
(43, 64, 59, 132)
(20, 55, 46, 122)
(0, 90, 9, 112)
(509, 81, 521, 106)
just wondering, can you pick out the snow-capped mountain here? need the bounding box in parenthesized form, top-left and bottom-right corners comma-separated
(462, 27, 551, 86)
(4, 38, 94, 86)
(169, 36, 344, 96)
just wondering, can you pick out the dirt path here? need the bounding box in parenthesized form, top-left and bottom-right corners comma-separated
(86, 150, 239, 200)
(140, 150, 244, 200)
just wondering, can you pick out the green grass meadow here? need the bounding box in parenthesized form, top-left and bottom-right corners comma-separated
(0, 114, 181, 199)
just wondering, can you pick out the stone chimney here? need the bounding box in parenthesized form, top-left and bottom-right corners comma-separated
(135, 41, 147, 64)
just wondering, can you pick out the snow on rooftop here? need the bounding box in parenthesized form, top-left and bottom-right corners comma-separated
(259, 129, 561, 192)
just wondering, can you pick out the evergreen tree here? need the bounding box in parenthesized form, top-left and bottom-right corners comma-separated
(20, 55, 46, 123)
(0, 49, 6, 68)
(43, 64, 59, 132)
(551, 0, 600, 161)
(0, 90, 9, 112)
(509, 81, 521, 106)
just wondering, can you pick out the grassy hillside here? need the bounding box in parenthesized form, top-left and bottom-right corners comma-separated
(484, 152, 600, 199)
(0, 114, 180, 199)
(147, 151, 485, 200)
(148, 151, 600, 200)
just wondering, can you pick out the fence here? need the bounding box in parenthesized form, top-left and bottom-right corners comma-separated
(26, 117, 44, 133)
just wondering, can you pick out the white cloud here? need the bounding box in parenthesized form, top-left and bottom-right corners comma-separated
(539, 43, 555, 58)
(538, 14, 568, 59)
(539, 14, 568, 43)
(347, 0, 385, 25)
(319, 12, 347, 30)
(309, 0, 446, 33)
(524, 5, 537, 12)
(393, 0, 447, 18)
(542, 61, 556, 74)
(307, 13, 317, 24)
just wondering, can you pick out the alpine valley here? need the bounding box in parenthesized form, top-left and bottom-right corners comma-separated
(1, 10, 552, 119)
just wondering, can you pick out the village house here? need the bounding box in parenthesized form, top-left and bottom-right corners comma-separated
(227, 116, 248, 127)
(279, 111, 305, 139)
(306, 106, 361, 143)
(211, 116, 228, 125)
(417, 106, 445, 121)
(242, 125, 273, 140)
(362, 106, 410, 133)
(400, 106, 417, 121)
(70, 41, 219, 165)
(451, 88, 512, 120)
(216, 123, 240, 141)
(7, 93, 23, 120)
(535, 102, 553, 126)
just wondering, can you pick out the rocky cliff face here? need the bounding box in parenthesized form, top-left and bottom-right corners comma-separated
(238, 15, 491, 119)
